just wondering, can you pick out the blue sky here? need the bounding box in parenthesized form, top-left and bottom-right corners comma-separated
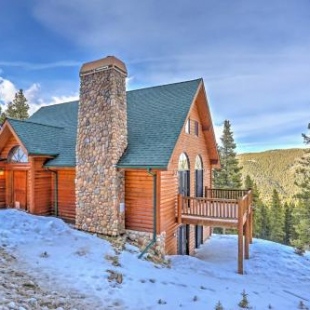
(0, 0, 309, 153)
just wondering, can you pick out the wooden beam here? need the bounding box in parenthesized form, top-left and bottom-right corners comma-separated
(250, 208, 253, 244)
(180, 216, 238, 228)
(238, 198, 244, 274)
(245, 215, 250, 260)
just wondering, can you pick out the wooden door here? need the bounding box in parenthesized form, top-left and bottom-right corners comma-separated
(0, 173, 5, 208)
(13, 171, 27, 210)
(178, 224, 189, 255)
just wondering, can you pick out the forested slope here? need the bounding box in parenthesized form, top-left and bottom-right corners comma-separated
(237, 148, 305, 203)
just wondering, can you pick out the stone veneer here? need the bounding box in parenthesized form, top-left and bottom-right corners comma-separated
(75, 56, 127, 236)
(126, 230, 166, 258)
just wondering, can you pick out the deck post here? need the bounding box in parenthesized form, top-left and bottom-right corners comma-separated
(250, 208, 253, 244)
(245, 214, 250, 259)
(177, 194, 182, 224)
(238, 198, 244, 274)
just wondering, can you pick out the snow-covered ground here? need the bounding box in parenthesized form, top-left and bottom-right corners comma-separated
(0, 209, 309, 310)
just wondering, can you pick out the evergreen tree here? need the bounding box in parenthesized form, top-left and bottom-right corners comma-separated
(283, 202, 294, 245)
(292, 142, 310, 252)
(245, 175, 270, 239)
(213, 120, 242, 189)
(259, 203, 271, 240)
(2, 89, 29, 121)
(269, 189, 284, 243)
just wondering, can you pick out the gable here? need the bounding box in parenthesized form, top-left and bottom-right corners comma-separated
(168, 83, 219, 171)
(0, 124, 25, 159)
(117, 79, 202, 168)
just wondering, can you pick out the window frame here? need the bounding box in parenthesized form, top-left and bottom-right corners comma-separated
(7, 146, 28, 163)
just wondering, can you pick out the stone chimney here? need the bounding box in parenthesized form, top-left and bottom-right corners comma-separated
(75, 56, 127, 236)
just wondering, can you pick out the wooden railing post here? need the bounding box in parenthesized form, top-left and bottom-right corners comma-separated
(238, 198, 244, 274)
(177, 194, 182, 224)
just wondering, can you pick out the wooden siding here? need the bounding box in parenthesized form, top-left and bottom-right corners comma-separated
(159, 90, 214, 255)
(0, 135, 19, 159)
(32, 158, 52, 215)
(54, 170, 76, 221)
(159, 170, 178, 254)
(125, 170, 154, 232)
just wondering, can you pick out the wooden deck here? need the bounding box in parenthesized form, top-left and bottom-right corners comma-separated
(177, 188, 253, 274)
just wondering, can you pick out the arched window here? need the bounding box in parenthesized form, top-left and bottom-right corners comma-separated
(178, 153, 190, 171)
(195, 155, 203, 197)
(8, 146, 28, 163)
(195, 155, 203, 170)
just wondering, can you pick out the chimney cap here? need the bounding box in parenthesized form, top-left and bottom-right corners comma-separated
(80, 56, 127, 75)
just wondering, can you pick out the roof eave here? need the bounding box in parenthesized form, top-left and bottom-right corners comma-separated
(116, 164, 167, 170)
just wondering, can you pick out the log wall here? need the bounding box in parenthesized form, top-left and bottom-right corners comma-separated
(53, 169, 76, 222)
(125, 170, 154, 232)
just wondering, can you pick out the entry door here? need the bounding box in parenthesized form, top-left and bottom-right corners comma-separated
(13, 171, 27, 210)
(178, 224, 190, 255)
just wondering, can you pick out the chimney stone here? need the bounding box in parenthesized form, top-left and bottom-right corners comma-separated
(75, 56, 127, 236)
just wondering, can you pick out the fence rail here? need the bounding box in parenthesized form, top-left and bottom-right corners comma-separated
(176, 188, 253, 275)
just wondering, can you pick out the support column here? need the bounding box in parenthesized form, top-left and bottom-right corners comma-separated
(238, 199, 244, 274)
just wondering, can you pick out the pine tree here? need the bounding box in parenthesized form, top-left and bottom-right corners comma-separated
(292, 144, 310, 252)
(259, 203, 271, 240)
(2, 89, 29, 121)
(301, 123, 310, 144)
(213, 120, 242, 189)
(269, 189, 284, 243)
(283, 202, 294, 245)
(0, 106, 4, 124)
(244, 175, 270, 239)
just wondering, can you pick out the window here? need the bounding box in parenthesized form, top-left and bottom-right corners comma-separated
(194, 121, 199, 136)
(178, 153, 190, 170)
(195, 155, 203, 170)
(185, 119, 190, 134)
(8, 146, 28, 163)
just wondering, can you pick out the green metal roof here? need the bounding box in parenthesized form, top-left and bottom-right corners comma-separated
(7, 79, 201, 168)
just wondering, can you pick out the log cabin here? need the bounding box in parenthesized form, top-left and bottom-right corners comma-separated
(0, 56, 252, 273)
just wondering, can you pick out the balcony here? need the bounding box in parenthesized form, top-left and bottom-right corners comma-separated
(177, 188, 253, 274)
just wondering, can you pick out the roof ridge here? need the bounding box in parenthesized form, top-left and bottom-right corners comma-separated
(8, 118, 64, 130)
(127, 78, 202, 93)
(34, 100, 79, 111)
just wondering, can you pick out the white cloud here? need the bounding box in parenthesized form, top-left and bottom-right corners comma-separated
(0, 76, 78, 116)
(0, 77, 18, 105)
(28, 94, 79, 116)
(0, 60, 80, 70)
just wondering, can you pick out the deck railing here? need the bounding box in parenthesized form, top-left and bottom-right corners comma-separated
(177, 188, 253, 274)
(178, 188, 252, 224)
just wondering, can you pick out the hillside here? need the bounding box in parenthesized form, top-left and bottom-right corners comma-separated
(237, 148, 305, 203)
(0, 209, 309, 310)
